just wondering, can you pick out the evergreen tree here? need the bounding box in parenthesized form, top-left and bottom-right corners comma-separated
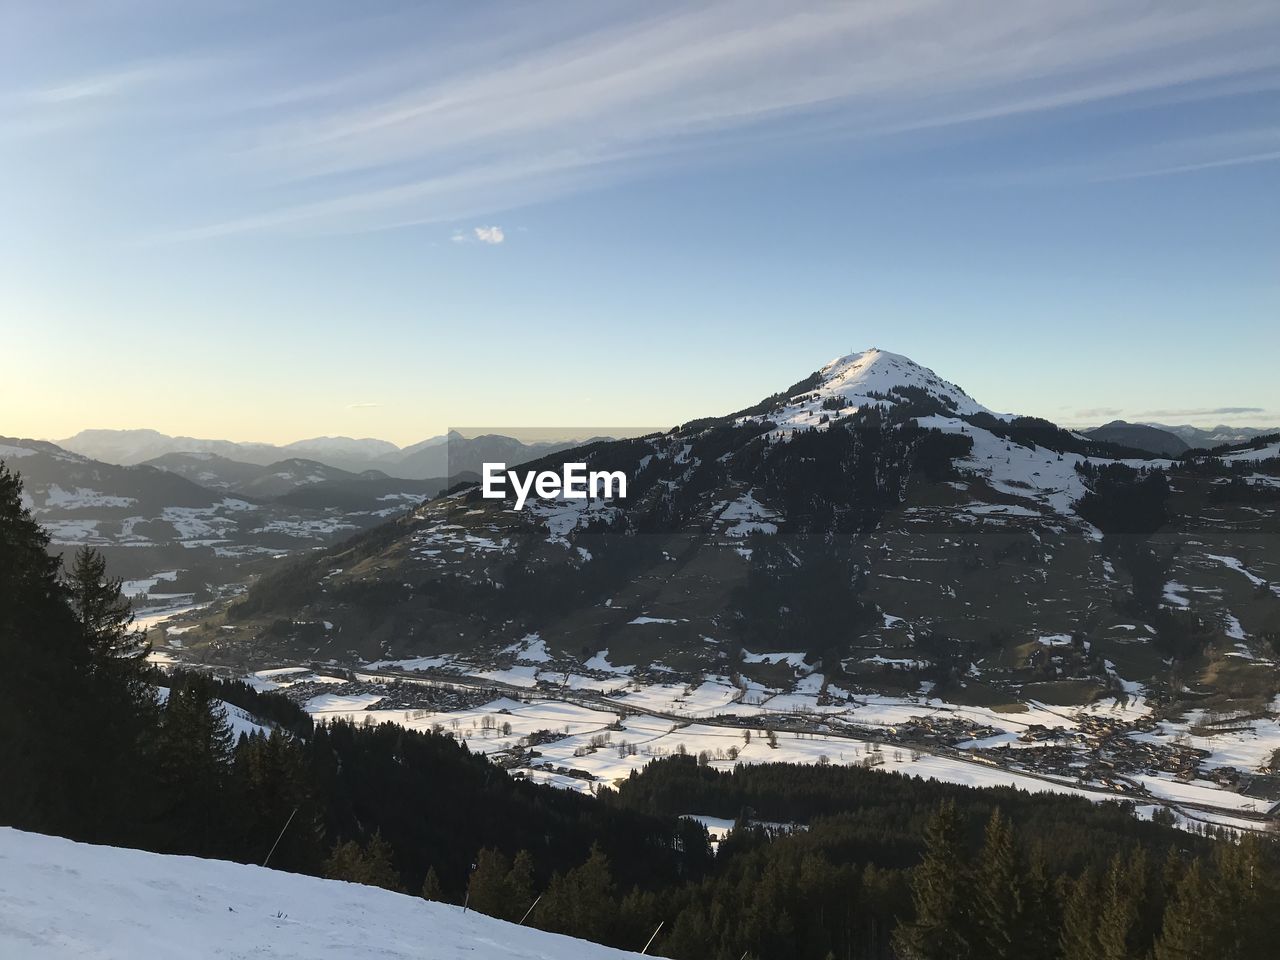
(893, 800, 973, 960)
(361, 832, 403, 892)
(1209, 836, 1271, 959)
(973, 808, 1023, 960)
(538, 844, 617, 943)
(65, 546, 146, 663)
(1021, 846, 1060, 960)
(154, 677, 236, 855)
(1060, 869, 1101, 960)
(230, 730, 323, 874)
(325, 831, 402, 891)
(421, 866, 444, 902)
(1154, 860, 1213, 960)
(467, 847, 513, 918)
(1096, 851, 1144, 960)
(507, 849, 537, 920)
(0, 466, 157, 842)
(0, 465, 87, 833)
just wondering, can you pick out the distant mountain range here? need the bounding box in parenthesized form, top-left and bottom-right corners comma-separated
(62, 422, 1275, 479)
(1079, 421, 1277, 457)
(1147, 423, 1276, 448)
(0, 435, 446, 602)
(58, 429, 609, 480)
(0, 427, 621, 611)
(1081, 421, 1189, 457)
(139, 451, 428, 500)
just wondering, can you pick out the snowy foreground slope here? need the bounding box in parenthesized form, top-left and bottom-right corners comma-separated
(0, 828, 642, 960)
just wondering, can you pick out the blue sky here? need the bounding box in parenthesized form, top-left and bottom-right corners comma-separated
(3, 0, 1278, 445)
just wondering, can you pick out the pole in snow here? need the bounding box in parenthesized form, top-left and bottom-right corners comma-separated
(641, 920, 664, 955)
(518, 895, 542, 925)
(462, 861, 476, 912)
(262, 806, 299, 869)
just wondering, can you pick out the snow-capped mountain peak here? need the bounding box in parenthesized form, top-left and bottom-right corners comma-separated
(816, 348, 991, 417)
(746, 347, 999, 437)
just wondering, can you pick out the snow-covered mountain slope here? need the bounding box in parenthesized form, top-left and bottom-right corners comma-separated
(818, 348, 994, 417)
(167, 349, 1280, 714)
(0, 437, 441, 629)
(0, 828, 643, 960)
(750, 348, 1000, 435)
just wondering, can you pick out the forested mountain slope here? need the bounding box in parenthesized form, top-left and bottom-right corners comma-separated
(182, 350, 1280, 718)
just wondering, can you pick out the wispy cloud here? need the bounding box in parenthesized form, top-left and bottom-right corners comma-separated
(347, 402, 382, 410)
(8, 1, 1280, 237)
(991, 124, 1280, 185)
(1094, 148, 1280, 182)
(1139, 406, 1267, 417)
(1073, 407, 1124, 419)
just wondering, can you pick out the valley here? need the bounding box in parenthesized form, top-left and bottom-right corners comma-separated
(146, 641, 1280, 835)
(115, 349, 1280, 834)
(0, 436, 444, 630)
(10, 350, 1280, 849)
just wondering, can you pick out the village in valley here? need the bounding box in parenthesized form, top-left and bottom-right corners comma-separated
(151, 638, 1280, 837)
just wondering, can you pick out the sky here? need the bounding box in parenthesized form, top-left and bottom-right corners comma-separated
(2, 0, 1278, 447)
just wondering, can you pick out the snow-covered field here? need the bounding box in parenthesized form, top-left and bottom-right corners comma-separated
(230, 659, 1273, 831)
(0, 828, 644, 959)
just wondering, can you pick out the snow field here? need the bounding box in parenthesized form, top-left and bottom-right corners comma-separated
(0, 828, 645, 959)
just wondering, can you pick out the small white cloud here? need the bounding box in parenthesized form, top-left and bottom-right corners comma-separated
(347, 402, 381, 410)
(450, 225, 506, 245)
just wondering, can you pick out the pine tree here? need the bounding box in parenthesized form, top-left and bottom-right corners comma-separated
(0, 467, 159, 843)
(1159, 847, 1183, 904)
(65, 546, 146, 662)
(1021, 846, 1059, 960)
(326, 839, 367, 884)
(507, 849, 537, 920)
(421, 866, 444, 902)
(154, 677, 236, 855)
(361, 832, 403, 892)
(973, 808, 1023, 960)
(0, 464, 90, 833)
(229, 730, 323, 873)
(892, 800, 972, 960)
(468, 848, 513, 919)
(1154, 860, 1213, 960)
(1060, 869, 1101, 960)
(1210, 836, 1271, 959)
(325, 831, 402, 891)
(538, 844, 617, 943)
(1096, 851, 1143, 960)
